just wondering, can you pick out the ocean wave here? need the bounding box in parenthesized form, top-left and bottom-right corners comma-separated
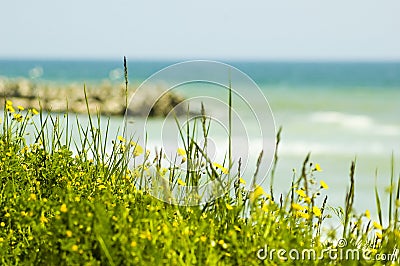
(310, 111, 373, 129)
(279, 140, 395, 156)
(309, 111, 400, 136)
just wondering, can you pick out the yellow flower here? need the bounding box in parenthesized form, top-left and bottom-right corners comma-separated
(6, 100, 12, 106)
(291, 203, 304, 211)
(130, 141, 143, 157)
(40, 215, 48, 223)
(29, 193, 37, 201)
(375, 232, 382, 239)
(71, 245, 79, 252)
(365, 210, 371, 219)
(313, 206, 322, 217)
(177, 148, 186, 157)
(315, 163, 322, 172)
(6, 105, 15, 113)
(130, 241, 137, 247)
(117, 135, 126, 142)
(296, 211, 310, 219)
(66, 230, 73, 237)
(213, 162, 229, 174)
(200, 235, 207, 242)
(0, 222, 5, 227)
(295, 189, 307, 198)
(119, 144, 126, 152)
(31, 108, 39, 115)
(320, 180, 329, 189)
(250, 185, 266, 202)
(234, 225, 241, 232)
(239, 178, 246, 185)
(225, 203, 234, 210)
(159, 167, 168, 176)
(177, 178, 186, 186)
(13, 113, 23, 122)
(17, 105, 24, 111)
(373, 221, 383, 230)
(218, 239, 228, 249)
(60, 203, 68, 213)
(139, 231, 152, 240)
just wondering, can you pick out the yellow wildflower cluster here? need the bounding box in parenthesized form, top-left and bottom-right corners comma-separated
(116, 136, 144, 157)
(291, 177, 327, 220)
(296, 189, 311, 203)
(6, 100, 15, 113)
(5, 100, 38, 116)
(13, 113, 23, 122)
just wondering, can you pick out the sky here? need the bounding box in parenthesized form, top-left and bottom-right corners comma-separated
(1, 0, 400, 61)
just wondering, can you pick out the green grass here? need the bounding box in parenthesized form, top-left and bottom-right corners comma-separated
(0, 91, 399, 265)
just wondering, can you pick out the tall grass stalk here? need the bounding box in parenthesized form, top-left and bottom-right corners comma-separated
(343, 160, 356, 238)
(228, 69, 232, 181)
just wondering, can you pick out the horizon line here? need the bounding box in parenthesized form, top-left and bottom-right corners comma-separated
(1, 56, 400, 64)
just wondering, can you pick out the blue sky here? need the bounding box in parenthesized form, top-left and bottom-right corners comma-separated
(1, 0, 400, 60)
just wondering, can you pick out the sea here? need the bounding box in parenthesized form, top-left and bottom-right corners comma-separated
(1, 59, 400, 225)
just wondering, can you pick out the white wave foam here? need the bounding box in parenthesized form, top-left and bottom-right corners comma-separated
(279, 140, 389, 156)
(309, 111, 400, 136)
(375, 125, 400, 136)
(310, 111, 373, 129)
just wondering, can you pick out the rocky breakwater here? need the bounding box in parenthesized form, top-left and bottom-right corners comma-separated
(0, 78, 185, 117)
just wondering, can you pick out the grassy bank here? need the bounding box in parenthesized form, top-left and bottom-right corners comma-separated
(0, 94, 399, 265)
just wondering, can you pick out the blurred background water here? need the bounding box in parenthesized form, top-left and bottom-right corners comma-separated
(1, 60, 399, 222)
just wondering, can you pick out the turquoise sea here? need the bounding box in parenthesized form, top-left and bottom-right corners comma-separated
(1, 60, 400, 222)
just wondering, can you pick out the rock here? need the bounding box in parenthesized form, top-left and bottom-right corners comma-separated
(0, 79, 6, 95)
(0, 78, 185, 117)
(16, 79, 34, 98)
